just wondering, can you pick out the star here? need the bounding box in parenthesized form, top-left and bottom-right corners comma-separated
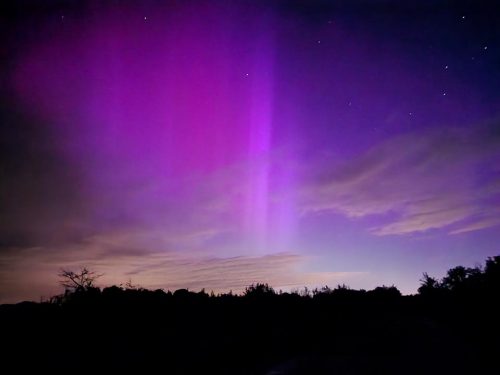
(444, 65, 448, 70)
(443, 92, 447, 96)
(144, 16, 147, 21)
(245, 73, 249, 77)
(461, 15, 466, 20)
(484, 46, 488, 50)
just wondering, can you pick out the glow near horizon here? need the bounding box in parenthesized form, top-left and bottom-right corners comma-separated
(2, 2, 500, 302)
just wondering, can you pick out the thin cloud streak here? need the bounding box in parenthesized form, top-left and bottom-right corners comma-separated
(0, 233, 364, 303)
(300, 122, 500, 235)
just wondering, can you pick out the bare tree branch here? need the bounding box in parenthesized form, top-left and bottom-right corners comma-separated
(59, 267, 103, 292)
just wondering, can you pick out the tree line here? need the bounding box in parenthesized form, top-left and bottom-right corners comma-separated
(1, 255, 498, 374)
(51, 255, 500, 303)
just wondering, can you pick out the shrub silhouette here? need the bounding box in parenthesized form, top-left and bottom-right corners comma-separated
(244, 283, 275, 297)
(418, 272, 443, 296)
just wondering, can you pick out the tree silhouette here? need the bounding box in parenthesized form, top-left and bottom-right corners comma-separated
(441, 266, 469, 291)
(484, 256, 500, 284)
(59, 267, 102, 293)
(418, 272, 441, 295)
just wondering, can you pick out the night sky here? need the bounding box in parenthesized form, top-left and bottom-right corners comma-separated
(1, 0, 500, 303)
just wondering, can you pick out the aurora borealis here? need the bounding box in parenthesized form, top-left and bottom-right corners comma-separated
(1, 0, 499, 303)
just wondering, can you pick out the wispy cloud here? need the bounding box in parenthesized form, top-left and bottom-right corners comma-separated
(448, 215, 500, 235)
(0, 232, 363, 303)
(300, 122, 500, 235)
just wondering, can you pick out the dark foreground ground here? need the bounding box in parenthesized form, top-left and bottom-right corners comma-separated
(1, 282, 499, 374)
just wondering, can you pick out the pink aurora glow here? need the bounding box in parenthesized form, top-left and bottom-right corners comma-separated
(3, 2, 500, 302)
(13, 5, 296, 253)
